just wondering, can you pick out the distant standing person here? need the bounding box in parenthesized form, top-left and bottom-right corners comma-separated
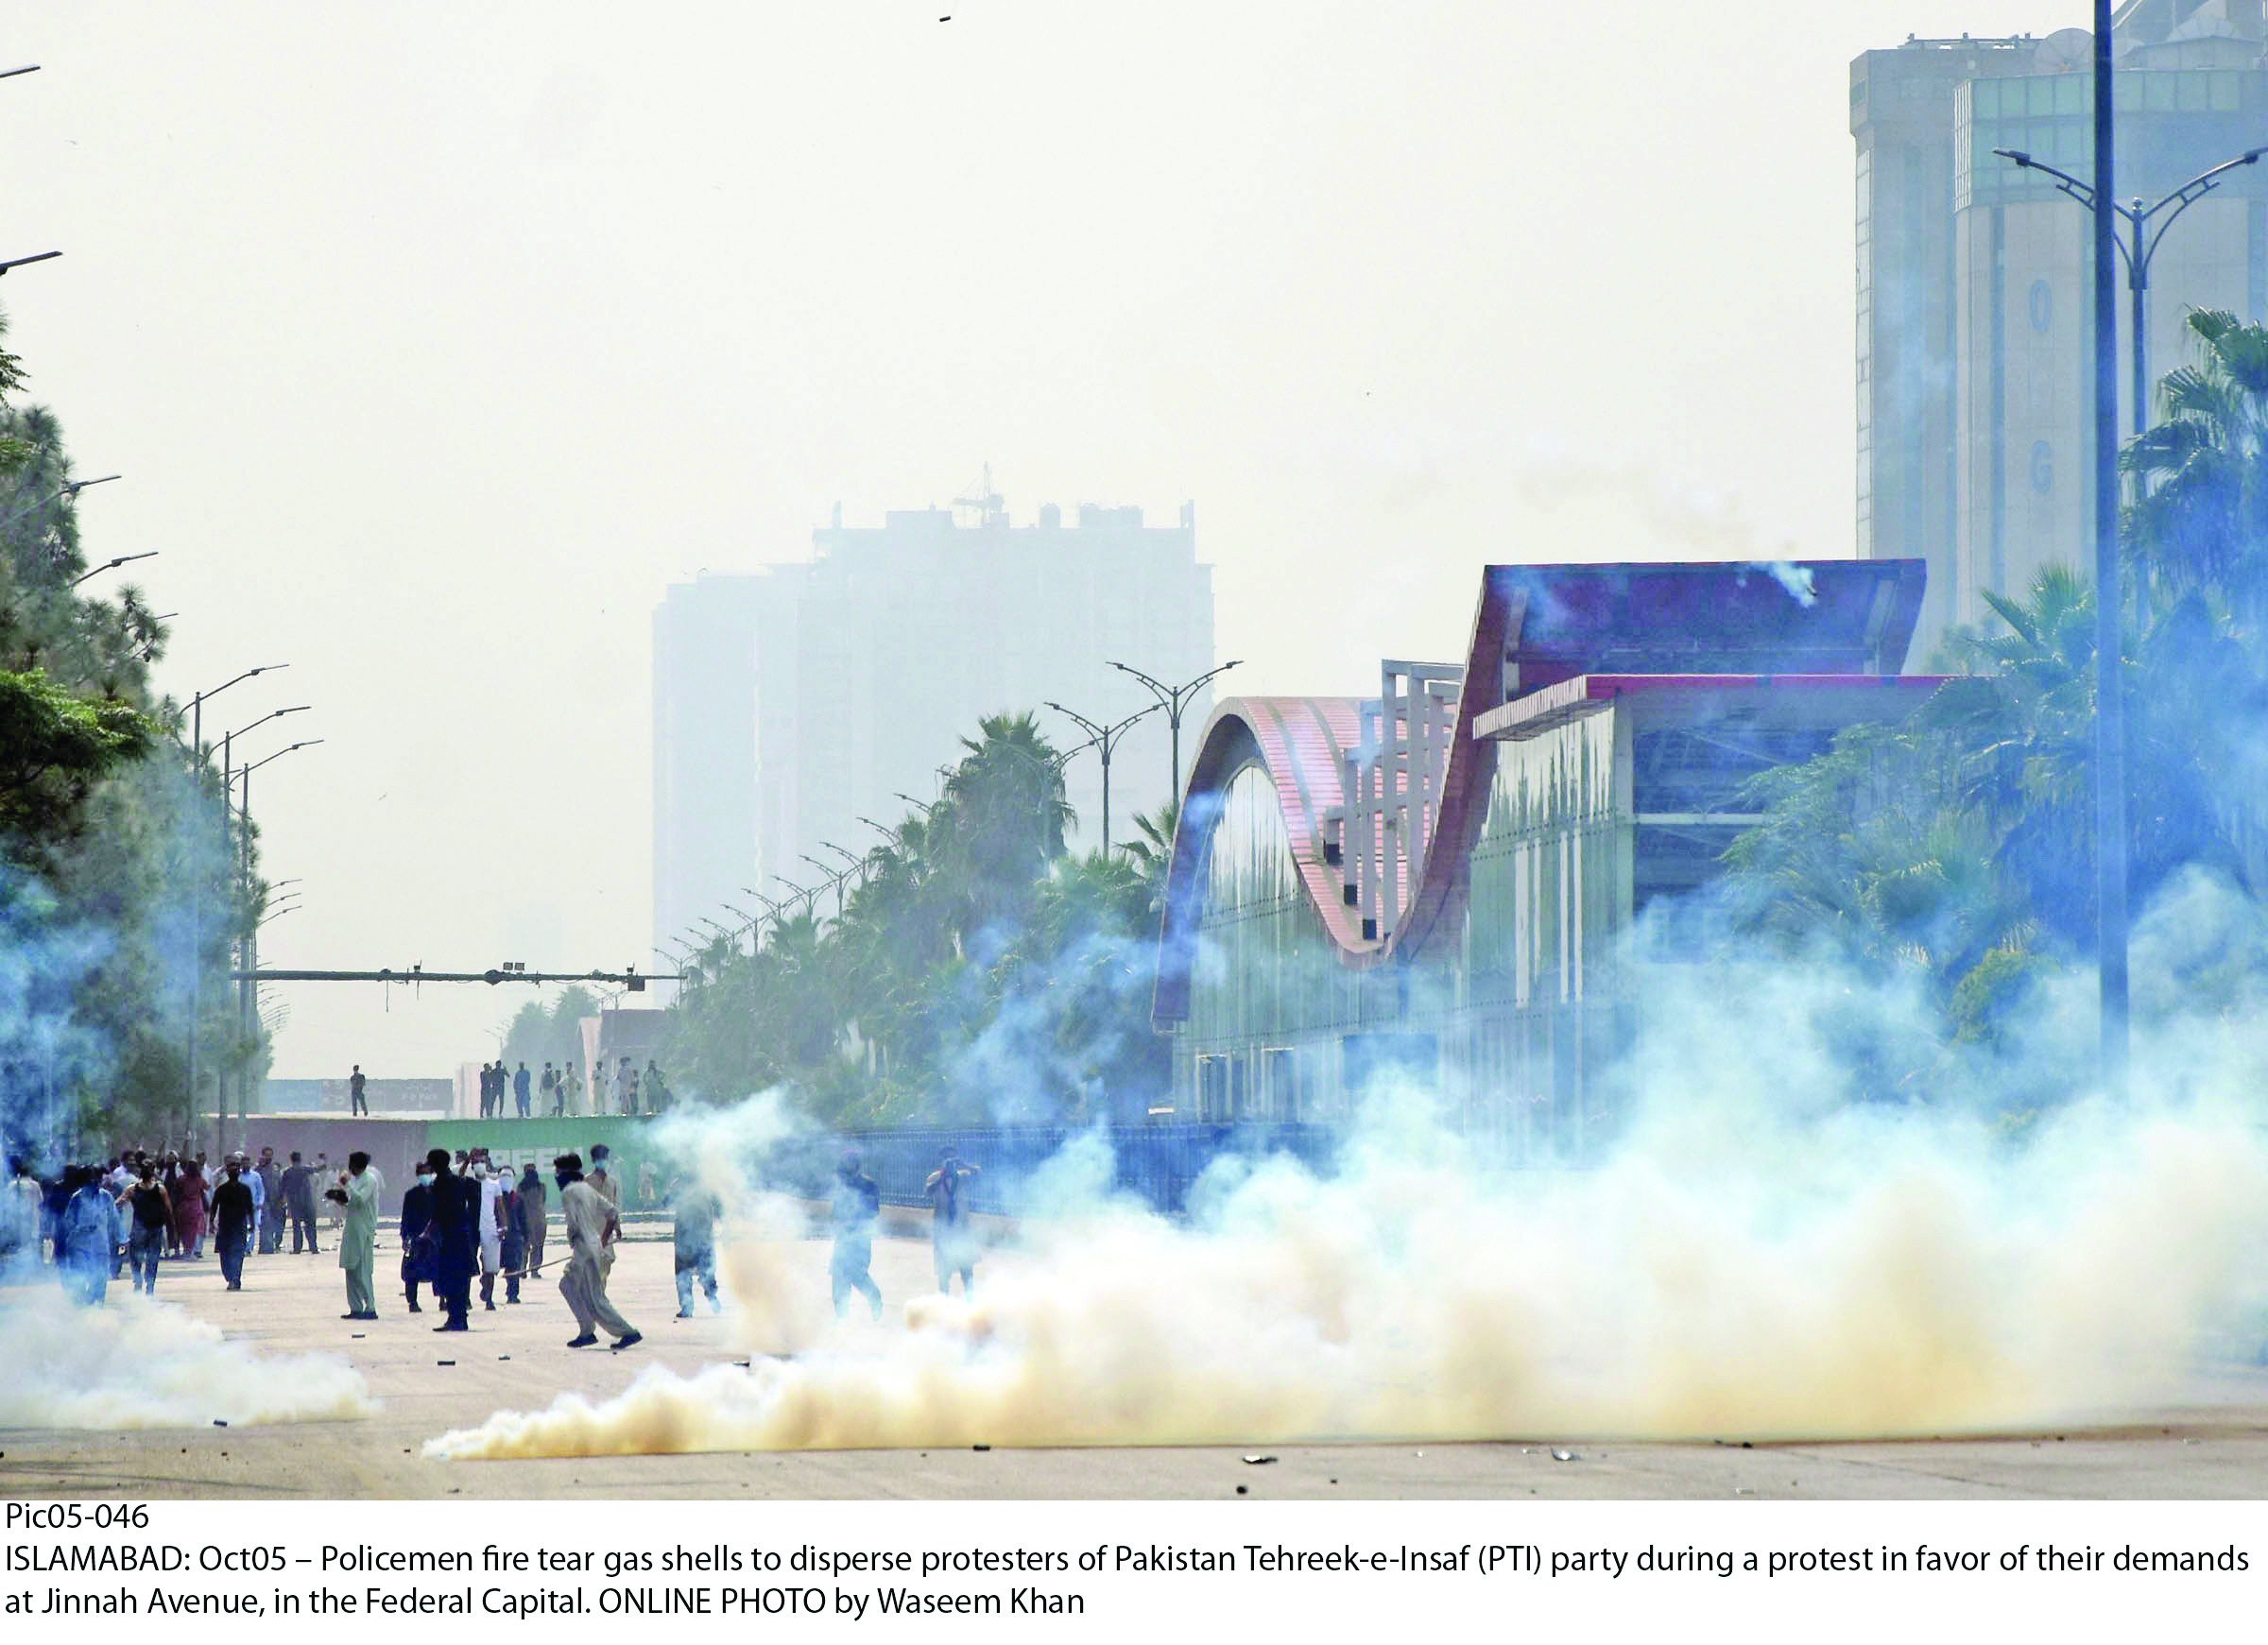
(280, 1152, 318, 1253)
(171, 1157, 209, 1260)
(513, 1060, 532, 1120)
(644, 1060, 669, 1113)
(829, 1149, 884, 1321)
(2, 1156, 43, 1271)
(669, 1174, 722, 1318)
(475, 1161, 504, 1311)
(610, 1057, 631, 1117)
(337, 1151, 383, 1320)
(586, 1145, 621, 1281)
(60, 1168, 113, 1305)
(255, 1146, 284, 1254)
(424, 1148, 480, 1331)
(554, 1154, 640, 1350)
(348, 1064, 369, 1116)
(539, 1061, 558, 1116)
(923, 1150, 981, 1296)
(496, 1168, 526, 1304)
(212, 1156, 255, 1291)
(516, 1161, 547, 1279)
(399, 1157, 435, 1314)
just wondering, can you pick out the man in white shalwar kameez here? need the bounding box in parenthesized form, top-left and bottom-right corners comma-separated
(553, 1153, 639, 1350)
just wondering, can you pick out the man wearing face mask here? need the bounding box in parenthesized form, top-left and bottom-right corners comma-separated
(474, 1158, 505, 1310)
(516, 1161, 547, 1280)
(399, 1159, 435, 1313)
(553, 1154, 639, 1351)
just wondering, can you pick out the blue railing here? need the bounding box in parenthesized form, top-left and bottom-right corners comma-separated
(768, 1122, 1342, 1217)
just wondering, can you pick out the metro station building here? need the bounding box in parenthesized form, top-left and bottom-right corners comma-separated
(1150, 560, 1942, 1156)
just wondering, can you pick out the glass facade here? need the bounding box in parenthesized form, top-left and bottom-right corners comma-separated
(1171, 698, 1874, 1159)
(1958, 71, 2263, 211)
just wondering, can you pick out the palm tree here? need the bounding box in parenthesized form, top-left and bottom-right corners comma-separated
(2125, 308, 2268, 624)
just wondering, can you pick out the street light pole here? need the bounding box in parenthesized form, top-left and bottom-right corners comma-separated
(772, 874, 821, 920)
(2093, 2, 2128, 1091)
(180, 665, 287, 1145)
(1107, 659, 1241, 798)
(799, 854, 856, 917)
(229, 739, 321, 1152)
(1992, 143, 2264, 452)
(1045, 699, 1160, 855)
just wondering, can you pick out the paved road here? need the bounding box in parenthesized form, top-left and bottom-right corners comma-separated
(3, 1233, 2263, 1499)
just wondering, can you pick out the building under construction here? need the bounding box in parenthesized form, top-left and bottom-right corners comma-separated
(1149, 559, 1943, 1156)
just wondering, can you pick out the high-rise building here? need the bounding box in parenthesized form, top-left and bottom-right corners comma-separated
(652, 497, 1215, 960)
(651, 573, 765, 971)
(1853, 3, 2268, 660)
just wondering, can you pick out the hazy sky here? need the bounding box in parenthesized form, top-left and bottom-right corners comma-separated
(9, 3, 2088, 1077)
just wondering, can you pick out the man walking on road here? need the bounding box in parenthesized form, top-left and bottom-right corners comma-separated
(337, 1151, 383, 1320)
(670, 1174, 722, 1318)
(924, 1149, 981, 1296)
(830, 1149, 885, 1320)
(212, 1157, 255, 1292)
(255, 1146, 284, 1254)
(555, 1153, 640, 1350)
(125, 1160, 172, 1295)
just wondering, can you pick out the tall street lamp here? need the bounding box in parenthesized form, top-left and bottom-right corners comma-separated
(180, 662, 288, 757)
(771, 874, 821, 920)
(227, 739, 320, 1153)
(1107, 659, 1241, 798)
(0, 251, 62, 277)
(2090, 4, 2128, 1090)
(178, 663, 287, 1142)
(1045, 699, 1160, 855)
(799, 855, 852, 917)
(1993, 142, 2263, 450)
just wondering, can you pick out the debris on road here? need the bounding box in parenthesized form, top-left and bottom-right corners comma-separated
(1552, 1448, 1579, 1462)
(1242, 1455, 1278, 1465)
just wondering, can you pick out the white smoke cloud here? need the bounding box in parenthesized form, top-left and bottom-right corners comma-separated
(423, 886, 2268, 1460)
(0, 1286, 374, 1429)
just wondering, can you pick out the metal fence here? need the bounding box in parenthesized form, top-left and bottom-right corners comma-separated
(769, 1122, 1343, 1217)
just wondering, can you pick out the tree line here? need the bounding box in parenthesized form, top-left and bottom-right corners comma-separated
(658, 711, 1176, 1128)
(0, 303, 266, 1151)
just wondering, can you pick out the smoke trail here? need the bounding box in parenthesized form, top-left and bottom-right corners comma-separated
(424, 891, 2268, 1459)
(0, 1286, 373, 1429)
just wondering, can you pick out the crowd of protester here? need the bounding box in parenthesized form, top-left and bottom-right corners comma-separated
(2, 1128, 986, 1345)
